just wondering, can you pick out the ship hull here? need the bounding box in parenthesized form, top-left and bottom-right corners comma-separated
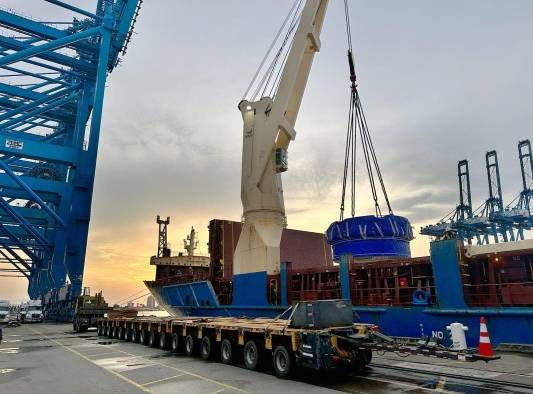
(147, 280, 533, 347)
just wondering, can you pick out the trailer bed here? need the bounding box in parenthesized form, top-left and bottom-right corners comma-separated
(98, 301, 499, 379)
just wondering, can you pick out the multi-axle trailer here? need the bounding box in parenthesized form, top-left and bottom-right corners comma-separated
(97, 300, 498, 378)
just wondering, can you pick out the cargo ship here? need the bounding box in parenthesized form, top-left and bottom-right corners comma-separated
(144, 0, 533, 349)
(146, 219, 533, 348)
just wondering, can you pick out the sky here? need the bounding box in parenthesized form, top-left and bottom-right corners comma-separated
(1, 0, 533, 304)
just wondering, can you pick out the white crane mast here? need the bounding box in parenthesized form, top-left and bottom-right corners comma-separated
(234, 0, 329, 275)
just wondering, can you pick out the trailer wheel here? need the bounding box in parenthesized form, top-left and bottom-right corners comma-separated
(159, 333, 169, 350)
(148, 331, 158, 347)
(102, 325, 108, 337)
(113, 326, 120, 339)
(243, 340, 261, 370)
(184, 334, 195, 356)
(125, 328, 133, 341)
(200, 336, 213, 360)
(273, 345, 293, 378)
(132, 328, 140, 343)
(140, 330, 149, 345)
(220, 339, 233, 364)
(362, 350, 372, 366)
(171, 333, 180, 353)
(97, 325, 103, 336)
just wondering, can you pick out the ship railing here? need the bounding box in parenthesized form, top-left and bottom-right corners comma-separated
(350, 285, 437, 307)
(286, 268, 341, 304)
(147, 272, 210, 287)
(464, 281, 533, 307)
(287, 289, 341, 303)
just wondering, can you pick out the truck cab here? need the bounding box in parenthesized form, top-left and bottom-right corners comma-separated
(19, 300, 43, 323)
(0, 300, 11, 324)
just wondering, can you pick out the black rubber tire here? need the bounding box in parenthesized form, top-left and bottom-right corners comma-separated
(125, 328, 133, 342)
(97, 325, 103, 336)
(113, 326, 120, 339)
(140, 330, 149, 345)
(107, 326, 114, 338)
(200, 336, 212, 360)
(80, 325, 88, 333)
(119, 327, 125, 340)
(132, 328, 140, 343)
(273, 345, 293, 378)
(159, 333, 169, 349)
(148, 331, 158, 347)
(243, 340, 261, 370)
(171, 333, 180, 353)
(362, 350, 372, 366)
(102, 325, 108, 336)
(184, 335, 195, 357)
(220, 339, 233, 364)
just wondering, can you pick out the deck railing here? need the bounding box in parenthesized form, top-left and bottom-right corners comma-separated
(464, 282, 533, 307)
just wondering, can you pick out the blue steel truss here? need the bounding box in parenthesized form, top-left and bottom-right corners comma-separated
(0, 0, 141, 300)
(420, 141, 533, 244)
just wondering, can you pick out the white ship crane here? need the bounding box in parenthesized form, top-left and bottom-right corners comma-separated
(234, 0, 329, 275)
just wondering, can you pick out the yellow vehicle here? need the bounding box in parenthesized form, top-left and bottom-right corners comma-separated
(73, 288, 108, 333)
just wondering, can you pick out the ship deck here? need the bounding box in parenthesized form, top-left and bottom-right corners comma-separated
(2, 323, 533, 393)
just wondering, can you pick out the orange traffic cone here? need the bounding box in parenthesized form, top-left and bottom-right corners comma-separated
(478, 317, 494, 357)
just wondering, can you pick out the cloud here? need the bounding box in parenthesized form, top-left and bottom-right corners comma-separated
(4, 0, 533, 302)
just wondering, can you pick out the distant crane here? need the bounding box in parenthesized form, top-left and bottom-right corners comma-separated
(478, 151, 508, 243)
(517, 140, 533, 213)
(482, 152, 504, 241)
(421, 160, 481, 244)
(421, 140, 532, 245)
(508, 139, 533, 239)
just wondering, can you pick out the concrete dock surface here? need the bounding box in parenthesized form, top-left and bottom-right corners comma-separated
(1, 323, 532, 394)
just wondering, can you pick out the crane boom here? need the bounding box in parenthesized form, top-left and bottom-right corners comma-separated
(234, 0, 328, 275)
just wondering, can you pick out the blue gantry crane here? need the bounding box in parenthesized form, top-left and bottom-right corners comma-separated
(421, 160, 482, 244)
(478, 150, 508, 244)
(0, 0, 141, 318)
(421, 140, 533, 245)
(507, 139, 533, 239)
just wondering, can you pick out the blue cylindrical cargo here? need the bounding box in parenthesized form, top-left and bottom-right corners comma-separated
(326, 215, 413, 260)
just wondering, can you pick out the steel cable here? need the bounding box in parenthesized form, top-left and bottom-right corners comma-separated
(243, 0, 303, 101)
(338, 0, 393, 219)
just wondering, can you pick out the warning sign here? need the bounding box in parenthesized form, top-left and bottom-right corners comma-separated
(5, 139, 23, 150)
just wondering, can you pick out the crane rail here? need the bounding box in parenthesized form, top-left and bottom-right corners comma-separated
(370, 362, 533, 391)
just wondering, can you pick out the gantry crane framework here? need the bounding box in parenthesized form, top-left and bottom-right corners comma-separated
(420, 139, 533, 245)
(0, 0, 141, 309)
